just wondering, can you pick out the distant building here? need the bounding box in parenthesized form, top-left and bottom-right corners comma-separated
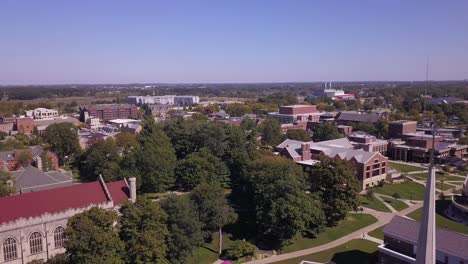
(347, 131, 388, 155)
(25, 108, 59, 120)
(127, 95, 199, 106)
(0, 146, 59, 172)
(14, 117, 34, 135)
(34, 116, 81, 136)
(276, 137, 388, 190)
(269, 105, 320, 124)
(12, 165, 73, 194)
(145, 104, 172, 119)
(79, 104, 138, 121)
(324, 89, 355, 100)
(428, 97, 467, 105)
(389, 120, 417, 139)
(0, 176, 135, 264)
(378, 215, 468, 263)
(335, 111, 383, 126)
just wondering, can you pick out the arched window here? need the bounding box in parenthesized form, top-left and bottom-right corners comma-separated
(3, 237, 18, 261)
(54, 226, 65, 248)
(29, 232, 43, 254)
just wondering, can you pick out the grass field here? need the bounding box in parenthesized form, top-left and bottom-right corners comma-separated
(406, 200, 468, 235)
(389, 162, 424, 173)
(410, 173, 464, 182)
(382, 197, 409, 211)
(372, 182, 426, 200)
(275, 239, 379, 264)
(368, 226, 384, 240)
(360, 195, 391, 212)
(435, 182, 454, 191)
(282, 214, 378, 253)
(186, 231, 235, 264)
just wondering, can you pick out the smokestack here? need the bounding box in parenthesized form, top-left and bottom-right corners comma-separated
(129, 177, 137, 203)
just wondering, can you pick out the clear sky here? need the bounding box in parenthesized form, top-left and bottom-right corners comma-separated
(1, 0, 468, 84)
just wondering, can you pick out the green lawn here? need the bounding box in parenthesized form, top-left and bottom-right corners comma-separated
(372, 182, 426, 200)
(406, 200, 468, 235)
(411, 173, 464, 182)
(435, 182, 454, 191)
(360, 195, 391, 212)
(282, 214, 378, 253)
(275, 239, 379, 264)
(368, 226, 384, 240)
(389, 162, 424, 173)
(186, 232, 236, 264)
(382, 197, 409, 211)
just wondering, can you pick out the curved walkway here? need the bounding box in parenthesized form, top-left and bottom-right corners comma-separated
(242, 203, 422, 264)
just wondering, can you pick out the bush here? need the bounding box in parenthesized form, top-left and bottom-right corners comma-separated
(392, 192, 401, 199)
(223, 240, 256, 260)
(366, 189, 374, 200)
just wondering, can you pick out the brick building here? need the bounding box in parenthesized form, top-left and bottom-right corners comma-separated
(79, 104, 138, 121)
(277, 138, 388, 190)
(269, 105, 320, 124)
(347, 131, 388, 155)
(388, 120, 417, 139)
(0, 176, 135, 264)
(14, 118, 34, 135)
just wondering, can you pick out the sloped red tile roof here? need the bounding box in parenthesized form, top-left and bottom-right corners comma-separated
(0, 180, 129, 225)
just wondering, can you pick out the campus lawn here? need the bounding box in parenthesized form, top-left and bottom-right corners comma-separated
(186, 231, 236, 264)
(389, 162, 424, 173)
(275, 239, 379, 264)
(368, 226, 384, 240)
(406, 200, 468, 235)
(435, 182, 455, 191)
(411, 172, 464, 182)
(382, 197, 409, 211)
(372, 182, 426, 200)
(360, 195, 391, 212)
(282, 214, 378, 253)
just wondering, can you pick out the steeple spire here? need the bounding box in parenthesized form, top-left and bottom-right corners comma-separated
(415, 122, 437, 264)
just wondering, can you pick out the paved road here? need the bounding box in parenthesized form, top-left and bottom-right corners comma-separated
(242, 203, 422, 264)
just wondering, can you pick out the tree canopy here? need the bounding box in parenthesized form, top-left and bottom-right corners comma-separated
(78, 138, 121, 182)
(259, 119, 283, 146)
(312, 123, 342, 142)
(45, 123, 81, 165)
(285, 129, 311, 141)
(0, 170, 15, 197)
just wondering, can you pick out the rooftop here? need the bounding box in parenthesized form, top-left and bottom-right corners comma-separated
(384, 215, 468, 260)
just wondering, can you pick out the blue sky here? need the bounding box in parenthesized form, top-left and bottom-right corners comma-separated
(1, 0, 467, 84)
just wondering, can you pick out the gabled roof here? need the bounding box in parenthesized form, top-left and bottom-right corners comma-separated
(12, 165, 74, 193)
(276, 139, 313, 149)
(384, 215, 468, 260)
(314, 137, 354, 149)
(0, 178, 129, 224)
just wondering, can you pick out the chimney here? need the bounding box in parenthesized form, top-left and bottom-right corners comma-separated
(301, 143, 311, 161)
(129, 177, 137, 203)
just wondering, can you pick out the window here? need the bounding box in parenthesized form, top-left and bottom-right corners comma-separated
(54, 226, 66, 248)
(3, 237, 18, 261)
(29, 232, 43, 255)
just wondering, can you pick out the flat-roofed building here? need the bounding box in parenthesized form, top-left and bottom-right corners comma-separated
(389, 120, 417, 139)
(269, 105, 320, 124)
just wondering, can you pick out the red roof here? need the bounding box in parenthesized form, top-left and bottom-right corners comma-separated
(0, 180, 129, 224)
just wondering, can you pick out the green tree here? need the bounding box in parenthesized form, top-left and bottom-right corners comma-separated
(65, 207, 124, 264)
(0, 170, 15, 197)
(259, 119, 283, 146)
(312, 123, 342, 142)
(244, 155, 325, 248)
(120, 197, 169, 264)
(45, 123, 81, 165)
(78, 138, 121, 182)
(160, 195, 204, 264)
(374, 119, 389, 139)
(306, 156, 361, 225)
(285, 129, 311, 141)
(175, 148, 230, 191)
(134, 120, 177, 193)
(115, 132, 137, 156)
(40, 151, 54, 172)
(223, 240, 256, 260)
(16, 149, 32, 167)
(191, 182, 237, 254)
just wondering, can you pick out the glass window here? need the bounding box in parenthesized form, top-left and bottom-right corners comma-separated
(3, 237, 18, 261)
(30, 232, 43, 255)
(54, 226, 66, 248)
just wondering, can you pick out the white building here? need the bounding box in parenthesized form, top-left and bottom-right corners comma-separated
(0, 176, 135, 264)
(25, 108, 59, 120)
(127, 95, 199, 106)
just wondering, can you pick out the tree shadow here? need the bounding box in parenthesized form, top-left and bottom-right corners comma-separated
(331, 249, 378, 264)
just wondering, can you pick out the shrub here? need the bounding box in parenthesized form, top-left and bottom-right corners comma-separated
(392, 192, 401, 199)
(366, 189, 374, 200)
(223, 240, 256, 260)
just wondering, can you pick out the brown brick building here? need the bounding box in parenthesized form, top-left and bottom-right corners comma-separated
(388, 120, 417, 139)
(80, 104, 138, 121)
